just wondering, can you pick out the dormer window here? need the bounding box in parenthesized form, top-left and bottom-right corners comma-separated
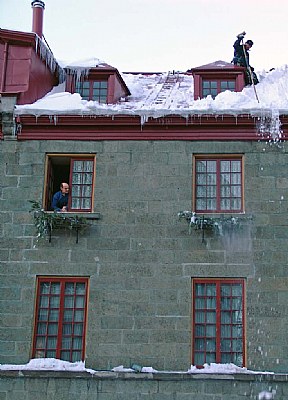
(75, 80, 108, 103)
(65, 64, 131, 105)
(189, 61, 245, 100)
(202, 79, 236, 99)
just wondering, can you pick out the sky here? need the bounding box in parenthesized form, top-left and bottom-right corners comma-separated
(0, 0, 287, 73)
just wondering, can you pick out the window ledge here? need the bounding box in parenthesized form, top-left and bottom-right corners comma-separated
(45, 211, 101, 220)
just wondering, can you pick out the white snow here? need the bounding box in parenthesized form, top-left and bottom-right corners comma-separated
(15, 63, 288, 121)
(0, 358, 274, 375)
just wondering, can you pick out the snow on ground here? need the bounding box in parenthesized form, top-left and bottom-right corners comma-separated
(0, 358, 274, 375)
(15, 63, 288, 119)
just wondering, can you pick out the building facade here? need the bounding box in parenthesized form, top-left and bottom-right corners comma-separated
(1, 1, 288, 377)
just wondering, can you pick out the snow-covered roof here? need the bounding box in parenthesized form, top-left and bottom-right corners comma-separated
(15, 62, 288, 120)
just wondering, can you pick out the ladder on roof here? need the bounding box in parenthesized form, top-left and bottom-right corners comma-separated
(151, 71, 182, 106)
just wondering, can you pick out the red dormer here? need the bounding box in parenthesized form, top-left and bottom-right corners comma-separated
(65, 63, 131, 104)
(189, 60, 246, 100)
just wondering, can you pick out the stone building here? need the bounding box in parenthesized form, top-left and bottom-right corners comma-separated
(1, 3, 288, 396)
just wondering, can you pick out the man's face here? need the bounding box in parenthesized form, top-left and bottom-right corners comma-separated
(61, 184, 69, 195)
(245, 43, 252, 50)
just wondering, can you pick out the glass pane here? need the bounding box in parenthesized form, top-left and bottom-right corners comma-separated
(76, 283, 86, 295)
(195, 312, 205, 323)
(63, 310, 73, 321)
(74, 324, 83, 335)
(82, 198, 92, 209)
(220, 199, 230, 210)
(207, 173, 216, 185)
(71, 351, 82, 362)
(231, 174, 241, 184)
(221, 297, 231, 310)
(50, 296, 60, 308)
(221, 173, 230, 184)
(221, 311, 231, 323)
(232, 285, 242, 296)
(46, 350, 56, 358)
(206, 339, 216, 351)
(49, 310, 59, 321)
(195, 284, 205, 296)
(194, 352, 205, 365)
(206, 325, 216, 337)
(206, 312, 216, 323)
(232, 339, 242, 352)
(60, 351, 71, 361)
(195, 338, 205, 350)
(232, 325, 242, 338)
(62, 337, 72, 349)
(207, 199, 216, 210)
(64, 297, 74, 308)
(72, 198, 81, 209)
(74, 310, 84, 322)
(206, 352, 216, 363)
(39, 296, 49, 308)
(195, 324, 205, 336)
(207, 186, 216, 197)
(231, 198, 241, 210)
(38, 309, 48, 321)
(207, 161, 216, 172)
(83, 173, 93, 184)
(36, 336, 46, 348)
(47, 337, 57, 349)
(221, 161, 230, 172)
(75, 296, 85, 308)
(232, 311, 242, 323)
(221, 353, 232, 363)
(47, 323, 58, 335)
(221, 339, 231, 351)
(62, 323, 73, 335)
(37, 323, 46, 335)
(196, 186, 206, 197)
(206, 285, 216, 296)
(221, 325, 231, 337)
(196, 161, 206, 172)
(206, 297, 216, 309)
(82, 185, 92, 196)
(50, 283, 60, 294)
(73, 337, 82, 350)
(195, 298, 205, 309)
(73, 161, 84, 172)
(231, 160, 241, 172)
(65, 283, 75, 295)
(40, 283, 50, 294)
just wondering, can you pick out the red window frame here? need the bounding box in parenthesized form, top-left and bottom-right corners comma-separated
(202, 79, 236, 98)
(44, 154, 96, 212)
(192, 278, 246, 367)
(193, 155, 244, 213)
(32, 277, 89, 362)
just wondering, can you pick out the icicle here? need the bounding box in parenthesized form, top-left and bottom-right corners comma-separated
(256, 109, 283, 146)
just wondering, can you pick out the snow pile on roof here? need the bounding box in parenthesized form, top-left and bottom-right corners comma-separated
(15, 64, 288, 118)
(0, 358, 274, 375)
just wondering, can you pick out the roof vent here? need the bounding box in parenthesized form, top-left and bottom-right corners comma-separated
(31, 1, 45, 38)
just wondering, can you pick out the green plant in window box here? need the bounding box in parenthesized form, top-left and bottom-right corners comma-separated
(29, 200, 89, 243)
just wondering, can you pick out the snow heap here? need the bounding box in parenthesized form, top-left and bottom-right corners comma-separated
(15, 63, 288, 118)
(14, 61, 288, 142)
(0, 358, 274, 375)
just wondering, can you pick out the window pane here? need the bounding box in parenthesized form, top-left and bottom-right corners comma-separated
(47, 323, 58, 335)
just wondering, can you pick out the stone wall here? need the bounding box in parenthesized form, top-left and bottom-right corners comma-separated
(0, 371, 287, 400)
(0, 138, 288, 372)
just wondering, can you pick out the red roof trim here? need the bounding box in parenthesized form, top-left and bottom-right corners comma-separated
(15, 114, 287, 141)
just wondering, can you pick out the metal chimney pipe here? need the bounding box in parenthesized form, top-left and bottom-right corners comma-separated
(31, 1, 45, 38)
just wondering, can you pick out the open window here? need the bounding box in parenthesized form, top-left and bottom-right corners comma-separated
(44, 154, 96, 212)
(192, 278, 246, 367)
(32, 277, 89, 362)
(193, 155, 244, 213)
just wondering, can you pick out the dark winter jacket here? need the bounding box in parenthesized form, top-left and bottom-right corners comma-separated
(51, 191, 69, 211)
(232, 37, 249, 67)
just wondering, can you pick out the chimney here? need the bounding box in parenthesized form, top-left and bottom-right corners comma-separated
(31, 1, 45, 38)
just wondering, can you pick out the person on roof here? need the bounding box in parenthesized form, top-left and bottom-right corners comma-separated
(232, 31, 259, 86)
